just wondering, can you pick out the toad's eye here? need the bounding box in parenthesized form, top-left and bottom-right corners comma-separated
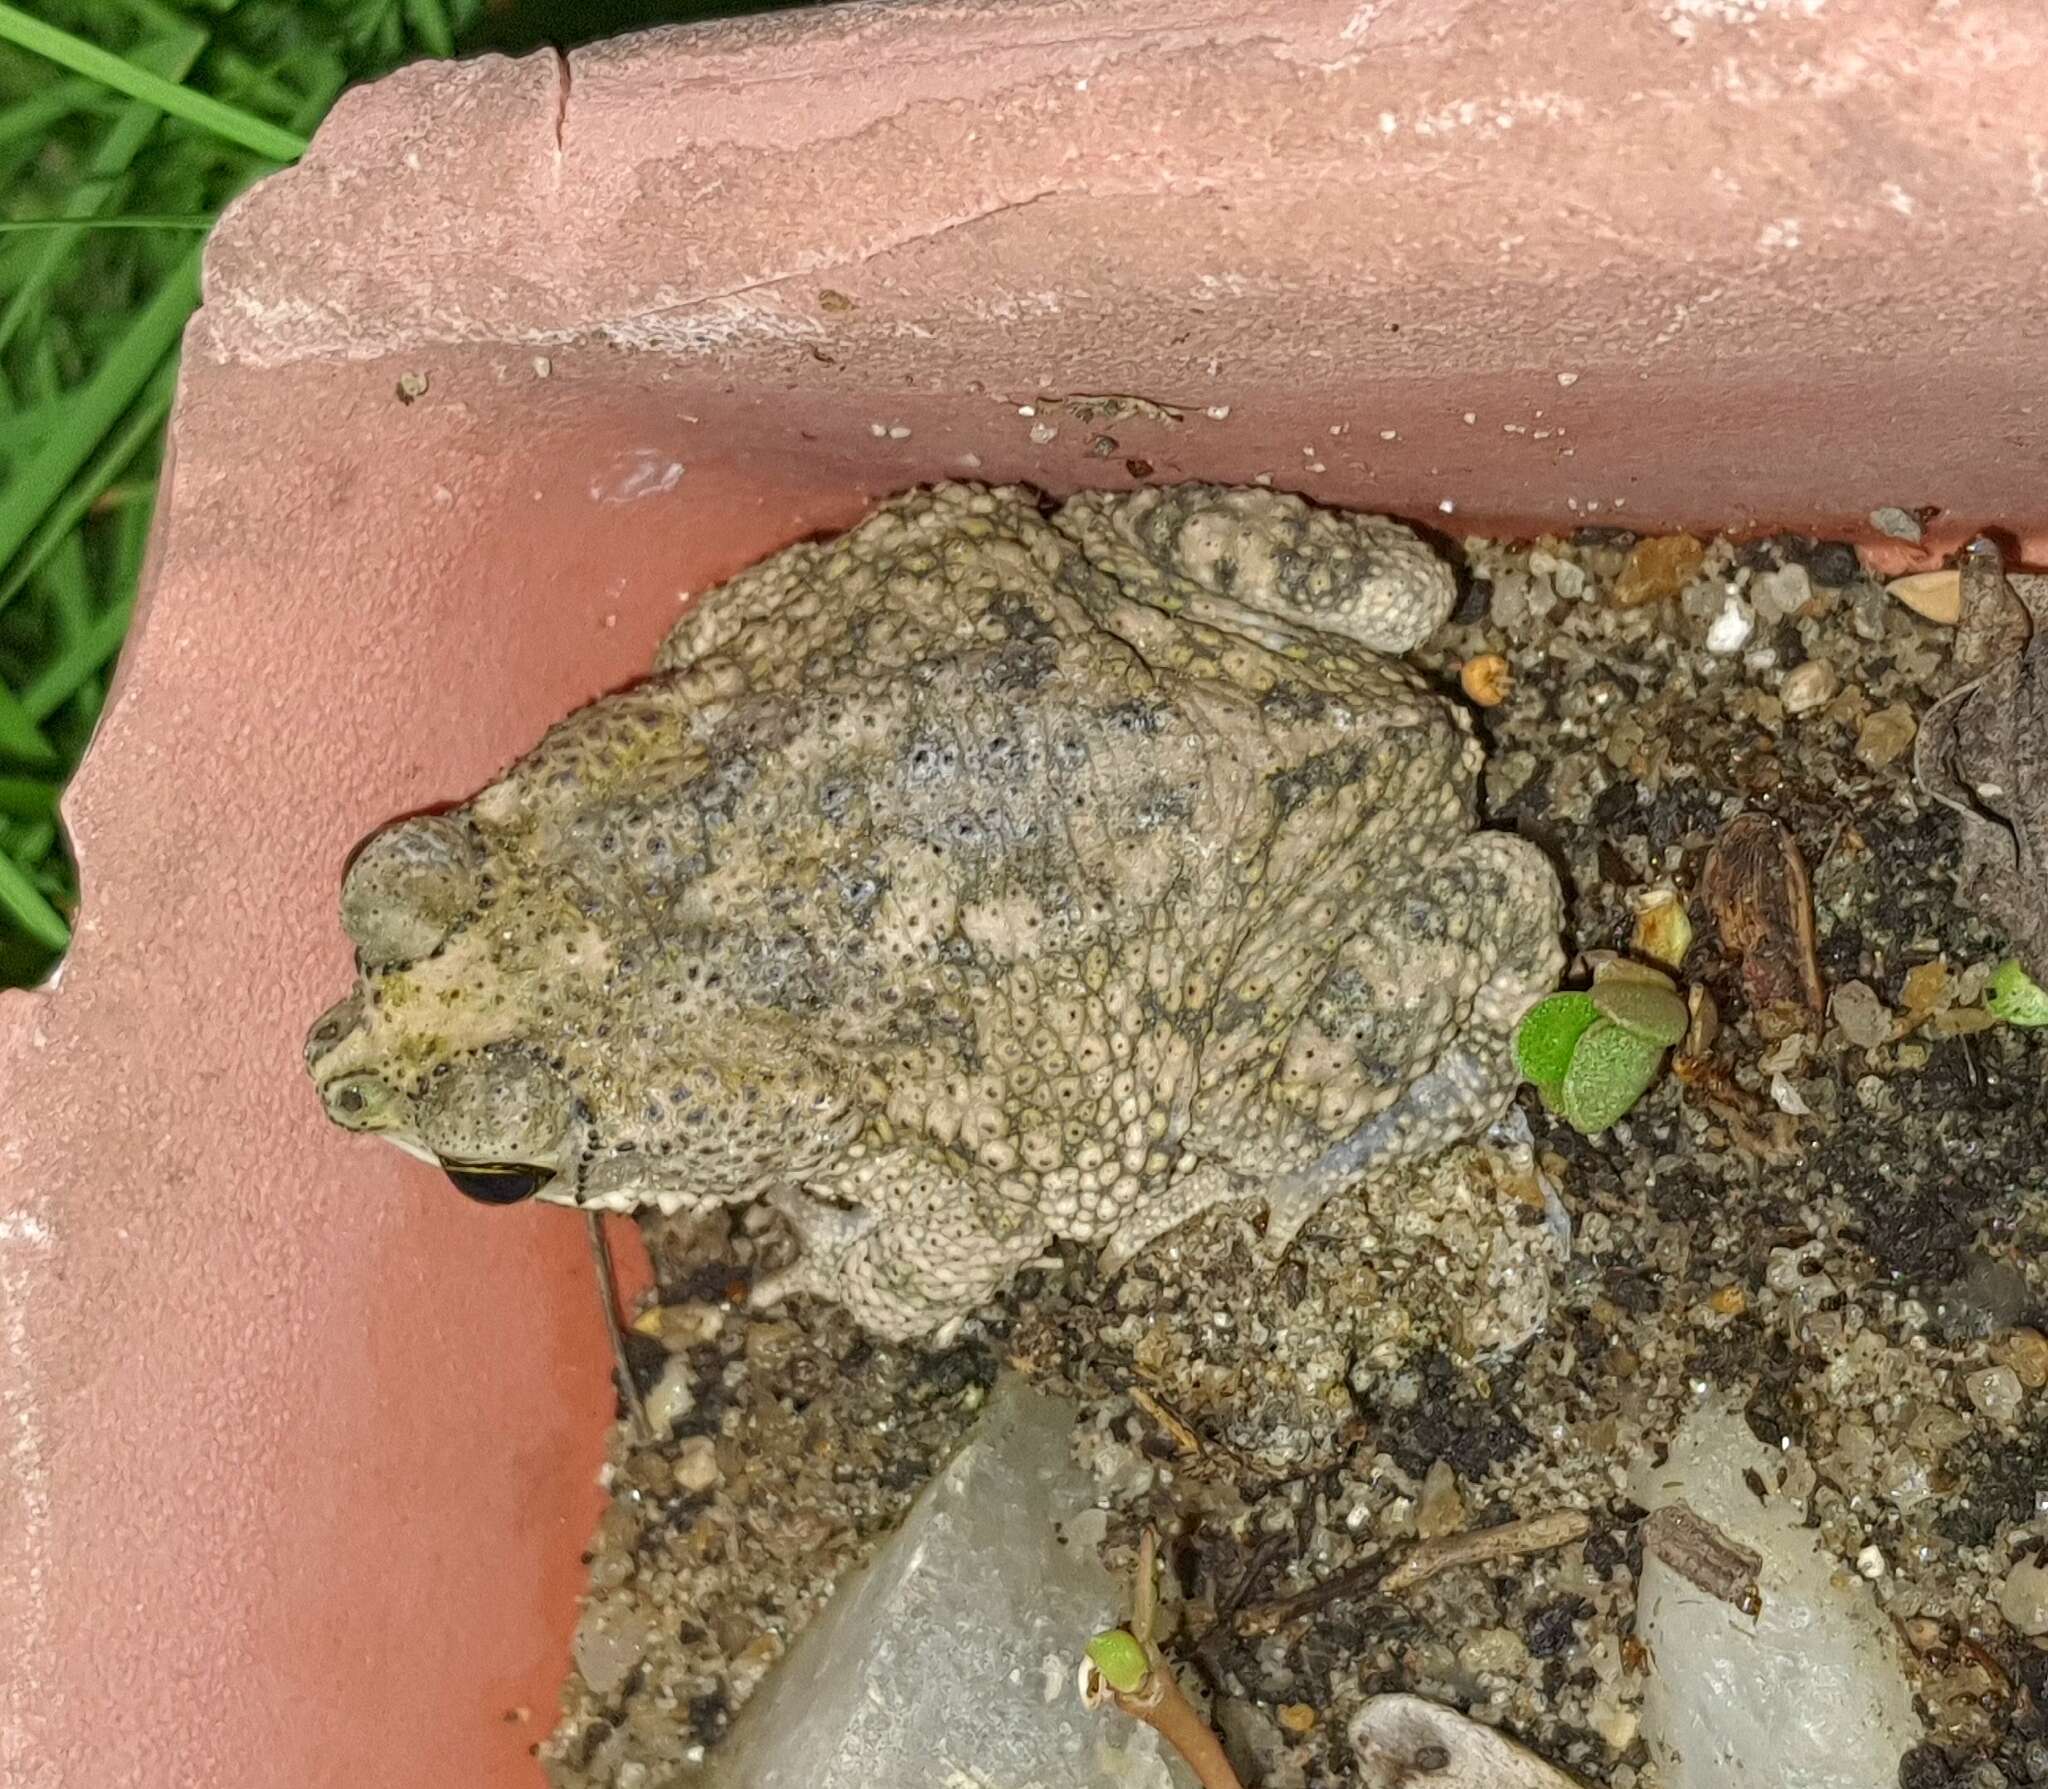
(440, 1162, 552, 1204)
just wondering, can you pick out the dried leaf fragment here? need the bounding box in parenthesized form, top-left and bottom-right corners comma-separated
(1641, 1502, 1763, 1610)
(1701, 813, 1826, 1027)
(1914, 538, 2048, 983)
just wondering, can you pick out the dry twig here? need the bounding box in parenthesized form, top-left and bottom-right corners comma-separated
(585, 1211, 651, 1443)
(1236, 1508, 1593, 1633)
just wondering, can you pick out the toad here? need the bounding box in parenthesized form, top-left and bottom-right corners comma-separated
(305, 483, 1563, 1339)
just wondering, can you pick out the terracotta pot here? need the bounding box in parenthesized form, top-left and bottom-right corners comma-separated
(4, 3, 2043, 1784)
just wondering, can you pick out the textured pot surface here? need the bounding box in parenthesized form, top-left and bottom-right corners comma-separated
(5, 3, 2044, 1785)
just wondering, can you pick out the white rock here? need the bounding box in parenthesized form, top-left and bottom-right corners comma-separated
(1705, 596, 1755, 654)
(673, 1435, 720, 1493)
(704, 1376, 1191, 1788)
(1631, 1401, 1922, 1789)
(1351, 1695, 1589, 1786)
(1781, 659, 1838, 715)
(1965, 1365, 2024, 1425)
(643, 1353, 696, 1433)
(1999, 1556, 2048, 1636)
(1751, 563, 1813, 622)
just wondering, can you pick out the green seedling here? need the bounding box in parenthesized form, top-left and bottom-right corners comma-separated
(1985, 958, 2048, 1028)
(1515, 961, 1685, 1136)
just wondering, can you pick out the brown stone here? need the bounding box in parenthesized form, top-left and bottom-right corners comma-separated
(1612, 534, 1708, 607)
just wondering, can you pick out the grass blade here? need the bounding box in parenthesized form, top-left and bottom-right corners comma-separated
(0, 351, 177, 608)
(8, 817, 53, 866)
(0, 4, 307, 162)
(0, 777, 57, 819)
(402, 0, 456, 59)
(20, 594, 134, 722)
(0, 843, 69, 951)
(0, 683, 58, 768)
(0, 215, 214, 233)
(0, 238, 198, 591)
(0, 74, 110, 147)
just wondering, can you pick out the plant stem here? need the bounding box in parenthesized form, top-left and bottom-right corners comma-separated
(1109, 1651, 1245, 1789)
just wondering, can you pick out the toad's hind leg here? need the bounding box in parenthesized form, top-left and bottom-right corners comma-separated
(750, 1155, 1053, 1344)
(1258, 828, 1564, 1265)
(1056, 483, 1458, 653)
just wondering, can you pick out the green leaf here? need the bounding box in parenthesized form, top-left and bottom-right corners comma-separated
(0, 842, 69, 950)
(1513, 992, 1597, 1089)
(0, 74, 111, 147)
(1559, 1019, 1663, 1136)
(1590, 977, 1689, 1046)
(1985, 958, 2048, 1028)
(0, 214, 214, 233)
(1085, 1629, 1151, 1695)
(0, 4, 307, 162)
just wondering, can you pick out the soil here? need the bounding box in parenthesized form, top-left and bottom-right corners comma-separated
(541, 526, 2048, 1789)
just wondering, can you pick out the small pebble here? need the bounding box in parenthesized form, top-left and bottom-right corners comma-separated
(1704, 596, 1754, 654)
(1887, 569, 1961, 624)
(1459, 653, 1513, 707)
(673, 1435, 722, 1493)
(1990, 1327, 2048, 1391)
(1278, 1703, 1317, 1734)
(1457, 1626, 1529, 1678)
(1901, 1615, 1945, 1652)
(1594, 1706, 1639, 1753)
(1965, 1364, 2024, 1424)
(1751, 562, 1813, 622)
(1831, 980, 1894, 1050)
(1415, 1458, 1467, 1539)
(1629, 885, 1692, 971)
(1856, 702, 1917, 768)
(572, 1599, 654, 1696)
(1612, 534, 1706, 607)
(1781, 659, 1838, 715)
(1856, 1544, 1887, 1580)
(644, 1354, 696, 1433)
(1999, 1556, 2048, 1636)
(1869, 505, 1924, 543)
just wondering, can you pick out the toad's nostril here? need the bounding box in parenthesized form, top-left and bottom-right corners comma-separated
(304, 991, 367, 1069)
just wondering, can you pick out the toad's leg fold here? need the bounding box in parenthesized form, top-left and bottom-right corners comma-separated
(1258, 829, 1563, 1265)
(1056, 484, 1457, 653)
(750, 1152, 1052, 1343)
(1096, 1162, 1242, 1278)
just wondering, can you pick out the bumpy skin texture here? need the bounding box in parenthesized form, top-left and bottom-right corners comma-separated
(306, 484, 1564, 1340)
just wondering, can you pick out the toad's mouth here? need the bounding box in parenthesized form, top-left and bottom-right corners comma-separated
(371, 1130, 565, 1207)
(439, 1161, 556, 1205)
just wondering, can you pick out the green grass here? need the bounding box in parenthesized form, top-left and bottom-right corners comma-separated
(0, 0, 487, 985)
(0, 0, 814, 987)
